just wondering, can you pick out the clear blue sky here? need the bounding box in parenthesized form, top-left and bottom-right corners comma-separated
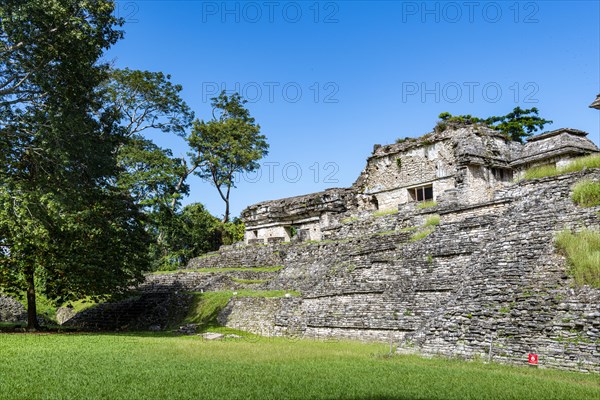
(106, 0, 600, 219)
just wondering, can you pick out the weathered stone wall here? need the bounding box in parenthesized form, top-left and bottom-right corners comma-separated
(241, 188, 354, 244)
(185, 245, 286, 270)
(141, 269, 277, 293)
(359, 140, 457, 210)
(217, 297, 301, 336)
(219, 169, 600, 372)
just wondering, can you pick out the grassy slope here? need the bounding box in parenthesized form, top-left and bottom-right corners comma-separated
(182, 290, 300, 333)
(0, 334, 598, 400)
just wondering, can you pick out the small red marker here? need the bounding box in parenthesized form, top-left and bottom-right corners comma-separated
(528, 353, 538, 365)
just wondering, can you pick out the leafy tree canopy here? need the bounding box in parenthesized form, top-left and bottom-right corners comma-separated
(189, 92, 269, 222)
(0, 0, 149, 329)
(103, 68, 194, 138)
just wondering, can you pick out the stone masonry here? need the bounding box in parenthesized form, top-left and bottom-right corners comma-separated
(9, 121, 598, 373)
(242, 125, 598, 244)
(211, 169, 600, 372)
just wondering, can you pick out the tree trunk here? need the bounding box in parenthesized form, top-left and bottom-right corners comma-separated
(170, 161, 198, 211)
(222, 185, 231, 223)
(222, 200, 229, 223)
(25, 265, 40, 331)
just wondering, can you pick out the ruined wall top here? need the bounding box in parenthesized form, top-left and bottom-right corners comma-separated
(369, 125, 507, 159)
(512, 128, 599, 167)
(241, 188, 355, 227)
(241, 124, 599, 229)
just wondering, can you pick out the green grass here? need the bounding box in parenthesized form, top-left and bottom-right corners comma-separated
(555, 230, 600, 288)
(197, 252, 220, 259)
(522, 164, 561, 180)
(374, 230, 397, 236)
(417, 200, 438, 209)
(424, 214, 441, 227)
(0, 334, 598, 400)
(522, 154, 600, 180)
(151, 266, 284, 275)
(409, 214, 441, 242)
(182, 290, 301, 332)
(572, 180, 600, 207)
(231, 278, 269, 284)
(373, 208, 398, 217)
(410, 227, 435, 242)
(340, 216, 358, 224)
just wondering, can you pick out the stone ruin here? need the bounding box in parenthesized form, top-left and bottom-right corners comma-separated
(3, 107, 600, 373)
(140, 119, 599, 373)
(241, 126, 598, 244)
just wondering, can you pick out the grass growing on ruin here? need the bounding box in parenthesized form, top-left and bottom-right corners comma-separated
(151, 266, 284, 275)
(571, 180, 600, 207)
(417, 200, 438, 209)
(231, 278, 269, 284)
(373, 208, 398, 217)
(0, 334, 599, 400)
(410, 227, 435, 242)
(522, 164, 562, 180)
(522, 154, 600, 180)
(182, 290, 300, 332)
(424, 214, 441, 227)
(555, 229, 600, 288)
(410, 215, 441, 242)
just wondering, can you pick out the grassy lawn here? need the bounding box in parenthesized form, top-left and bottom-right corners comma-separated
(0, 334, 598, 400)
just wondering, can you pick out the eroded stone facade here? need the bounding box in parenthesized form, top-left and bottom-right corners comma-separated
(210, 169, 600, 372)
(242, 126, 599, 244)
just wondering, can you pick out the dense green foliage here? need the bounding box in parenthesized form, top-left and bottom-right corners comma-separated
(435, 107, 552, 142)
(0, 334, 598, 400)
(0, 0, 150, 329)
(571, 180, 600, 207)
(103, 74, 259, 267)
(151, 204, 245, 271)
(190, 92, 269, 222)
(1, 3, 269, 323)
(105, 68, 195, 213)
(555, 230, 600, 288)
(521, 154, 600, 180)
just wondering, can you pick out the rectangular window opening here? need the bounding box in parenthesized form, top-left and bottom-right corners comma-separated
(492, 168, 513, 182)
(409, 185, 434, 202)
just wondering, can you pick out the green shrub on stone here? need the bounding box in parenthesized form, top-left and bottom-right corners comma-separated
(424, 215, 440, 227)
(417, 201, 437, 209)
(373, 209, 398, 217)
(555, 229, 600, 288)
(571, 180, 600, 207)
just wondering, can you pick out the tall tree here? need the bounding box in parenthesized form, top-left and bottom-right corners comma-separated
(0, 0, 149, 329)
(102, 68, 203, 269)
(189, 92, 269, 222)
(103, 68, 196, 211)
